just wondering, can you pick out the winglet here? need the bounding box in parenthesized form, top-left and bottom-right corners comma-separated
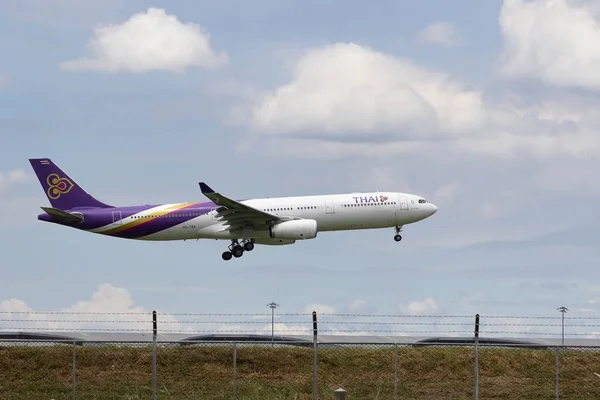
(199, 182, 215, 194)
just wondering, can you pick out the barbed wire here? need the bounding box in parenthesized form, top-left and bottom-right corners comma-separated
(3, 319, 600, 328)
(0, 312, 309, 316)
(1, 312, 599, 337)
(1, 311, 598, 319)
(0, 311, 152, 315)
(1, 326, 599, 337)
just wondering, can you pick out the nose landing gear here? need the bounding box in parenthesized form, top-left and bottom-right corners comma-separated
(222, 239, 254, 260)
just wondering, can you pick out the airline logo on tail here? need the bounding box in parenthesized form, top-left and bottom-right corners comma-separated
(46, 173, 74, 199)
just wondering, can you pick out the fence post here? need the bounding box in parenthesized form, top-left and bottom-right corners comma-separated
(152, 310, 157, 400)
(233, 342, 237, 400)
(72, 341, 76, 400)
(335, 388, 348, 400)
(394, 343, 398, 400)
(312, 311, 318, 400)
(474, 314, 480, 400)
(555, 346, 559, 399)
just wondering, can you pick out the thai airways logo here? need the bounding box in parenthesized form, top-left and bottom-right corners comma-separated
(353, 195, 390, 203)
(46, 173, 74, 199)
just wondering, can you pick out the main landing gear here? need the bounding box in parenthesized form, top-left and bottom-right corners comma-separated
(222, 239, 254, 261)
(394, 226, 403, 242)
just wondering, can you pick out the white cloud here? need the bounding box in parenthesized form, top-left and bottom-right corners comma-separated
(238, 41, 600, 160)
(65, 283, 143, 313)
(250, 42, 484, 136)
(262, 322, 311, 335)
(0, 283, 181, 332)
(416, 22, 463, 46)
(302, 303, 336, 314)
(0, 169, 28, 190)
(0, 285, 321, 336)
(60, 7, 228, 73)
(348, 299, 372, 313)
(253, 138, 427, 160)
(498, 0, 600, 90)
(0, 299, 31, 313)
(400, 297, 439, 315)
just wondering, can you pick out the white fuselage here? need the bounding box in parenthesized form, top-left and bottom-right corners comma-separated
(141, 192, 437, 242)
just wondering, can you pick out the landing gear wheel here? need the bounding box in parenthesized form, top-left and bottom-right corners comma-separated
(243, 241, 254, 251)
(222, 251, 232, 261)
(393, 226, 403, 242)
(232, 245, 244, 258)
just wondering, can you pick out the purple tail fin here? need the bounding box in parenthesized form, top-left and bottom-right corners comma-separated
(28, 158, 113, 210)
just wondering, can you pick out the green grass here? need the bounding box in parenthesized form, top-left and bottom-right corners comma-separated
(1, 343, 599, 399)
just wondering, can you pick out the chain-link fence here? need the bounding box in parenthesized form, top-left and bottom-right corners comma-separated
(2, 340, 600, 399)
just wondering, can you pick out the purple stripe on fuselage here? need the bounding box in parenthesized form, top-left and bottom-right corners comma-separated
(113, 207, 215, 239)
(37, 201, 220, 234)
(108, 203, 216, 239)
(78, 205, 158, 230)
(37, 206, 157, 229)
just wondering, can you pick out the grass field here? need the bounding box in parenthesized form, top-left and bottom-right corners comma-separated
(1, 343, 600, 399)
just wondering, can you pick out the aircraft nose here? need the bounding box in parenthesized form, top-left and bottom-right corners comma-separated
(429, 203, 438, 215)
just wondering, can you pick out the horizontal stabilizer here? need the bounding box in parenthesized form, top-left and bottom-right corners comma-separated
(41, 207, 84, 223)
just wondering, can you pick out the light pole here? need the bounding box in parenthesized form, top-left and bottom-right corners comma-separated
(267, 301, 279, 346)
(557, 306, 568, 346)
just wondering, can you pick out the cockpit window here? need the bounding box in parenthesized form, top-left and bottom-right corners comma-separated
(418, 199, 427, 204)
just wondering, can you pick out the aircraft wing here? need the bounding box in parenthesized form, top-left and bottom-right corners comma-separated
(199, 182, 282, 231)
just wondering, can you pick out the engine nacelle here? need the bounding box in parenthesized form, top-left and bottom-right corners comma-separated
(270, 219, 318, 240)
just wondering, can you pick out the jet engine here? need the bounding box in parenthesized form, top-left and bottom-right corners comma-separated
(269, 219, 318, 240)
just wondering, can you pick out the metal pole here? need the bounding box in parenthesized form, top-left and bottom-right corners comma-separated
(233, 342, 237, 400)
(152, 310, 157, 400)
(394, 343, 398, 400)
(267, 302, 279, 347)
(312, 311, 318, 400)
(474, 314, 480, 400)
(557, 306, 568, 346)
(555, 346, 559, 399)
(72, 341, 76, 400)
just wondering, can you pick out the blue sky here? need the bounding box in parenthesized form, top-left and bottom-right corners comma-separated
(1, 0, 599, 337)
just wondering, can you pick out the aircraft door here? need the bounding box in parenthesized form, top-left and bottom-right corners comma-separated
(325, 199, 335, 214)
(112, 210, 122, 225)
(398, 196, 408, 210)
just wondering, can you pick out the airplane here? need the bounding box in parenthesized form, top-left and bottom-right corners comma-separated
(29, 158, 438, 260)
